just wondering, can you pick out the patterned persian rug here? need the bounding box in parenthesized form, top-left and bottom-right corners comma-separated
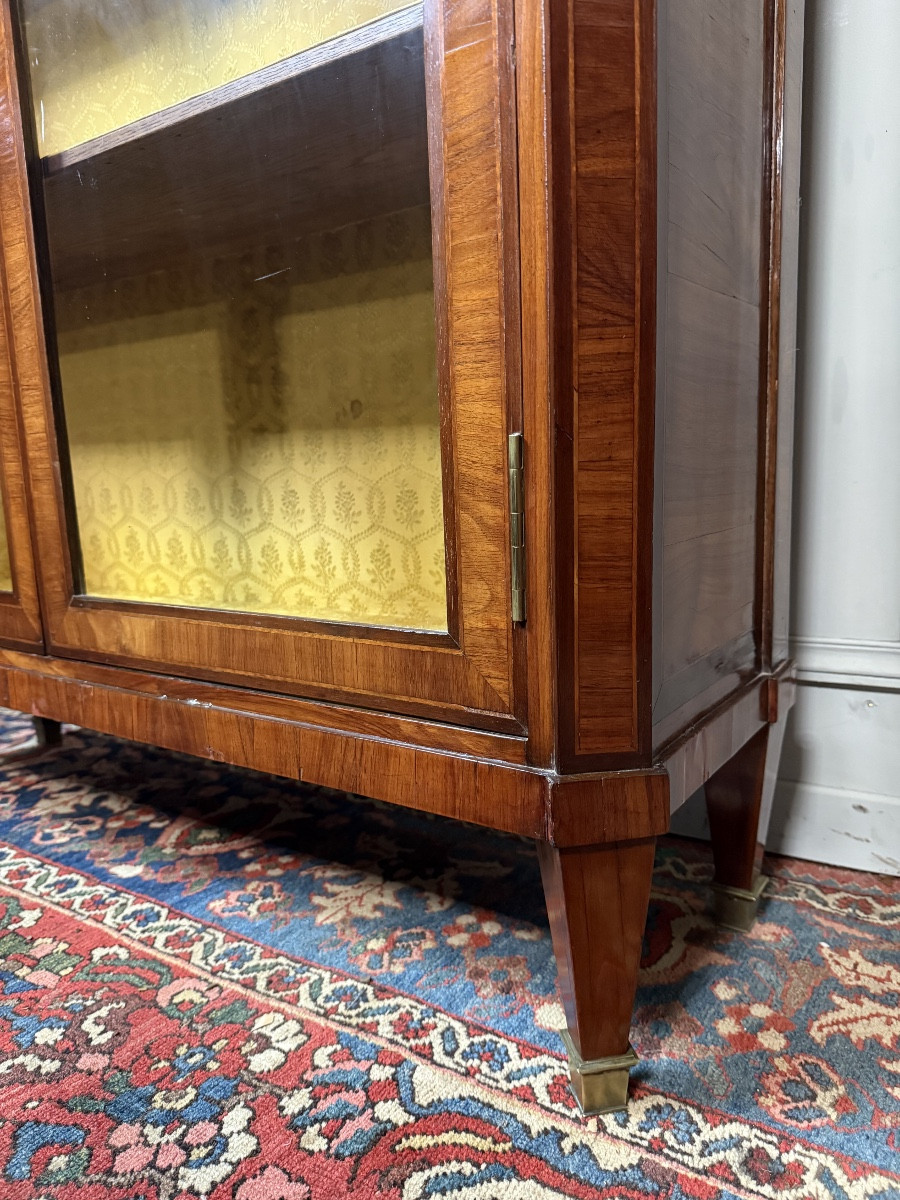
(0, 711, 896, 1199)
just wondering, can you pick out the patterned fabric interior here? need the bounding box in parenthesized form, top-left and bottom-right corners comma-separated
(20, 0, 447, 630)
(56, 209, 447, 629)
(0, 495, 11, 592)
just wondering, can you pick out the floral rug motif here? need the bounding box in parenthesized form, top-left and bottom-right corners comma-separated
(0, 710, 897, 1199)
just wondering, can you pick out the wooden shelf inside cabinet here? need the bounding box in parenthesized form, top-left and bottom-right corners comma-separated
(40, 6, 430, 290)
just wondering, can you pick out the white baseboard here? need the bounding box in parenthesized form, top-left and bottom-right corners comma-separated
(669, 782, 900, 878)
(790, 635, 900, 688)
(768, 780, 900, 876)
(670, 680, 900, 876)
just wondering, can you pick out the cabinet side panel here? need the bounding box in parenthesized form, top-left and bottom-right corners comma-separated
(555, 0, 657, 768)
(652, 0, 768, 741)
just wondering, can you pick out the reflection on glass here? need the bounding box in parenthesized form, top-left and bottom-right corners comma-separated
(18, 0, 447, 631)
(0, 494, 12, 592)
(22, 0, 415, 158)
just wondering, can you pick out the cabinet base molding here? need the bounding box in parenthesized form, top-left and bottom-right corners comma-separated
(712, 873, 768, 932)
(0, 648, 794, 843)
(560, 1032, 639, 1116)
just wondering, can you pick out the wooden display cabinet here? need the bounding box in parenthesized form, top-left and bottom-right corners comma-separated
(0, 0, 804, 1113)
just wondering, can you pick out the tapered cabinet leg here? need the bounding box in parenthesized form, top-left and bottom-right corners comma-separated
(538, 837, 655, 1115)
(0, 716, 64, 765)
(704, 719, 787, 930)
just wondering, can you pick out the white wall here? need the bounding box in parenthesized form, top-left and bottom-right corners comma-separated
(673, 0, 900, 875)
(776, 0, 900, 874)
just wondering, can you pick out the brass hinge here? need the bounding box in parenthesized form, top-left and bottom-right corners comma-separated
(508, 432, 526, 623)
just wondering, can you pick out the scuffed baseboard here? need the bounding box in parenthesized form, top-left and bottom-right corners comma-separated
(669, 678, 900, 877)
(768, 780, 900, 876)
(668, 782, 900, 878)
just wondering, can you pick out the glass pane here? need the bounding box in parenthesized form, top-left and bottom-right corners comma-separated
(18, 0, 447, 632)
(0, 493, 12, 592)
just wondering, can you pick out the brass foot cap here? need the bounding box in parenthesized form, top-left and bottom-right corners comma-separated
(561, 1030, 638, 1115)
(712, 873, 768, 932)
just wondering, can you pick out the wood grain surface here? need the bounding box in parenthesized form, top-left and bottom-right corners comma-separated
(512, 0, 558, 767)
(705, 710, 788, 892)
(0, 648, 547, 837)
(538, 837, 657, 1061)
(652, 0, 767, 743)
(546, 771, 669, 848)
(535, 0, 658, 769)
(0, 645, 531, 764)
(0, 253, 43, 650)
(662, 660, 795, 815)
(0, 644, 670, 845)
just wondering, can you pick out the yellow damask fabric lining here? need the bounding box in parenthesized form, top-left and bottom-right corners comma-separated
(56, 208, 447, 631)
(0, 495, 12, 592)
(22, 0, 413, 156)
(24, 0, 445, 629)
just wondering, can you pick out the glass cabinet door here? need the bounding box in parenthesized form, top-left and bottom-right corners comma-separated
(4, 0, 523, 728)
(21, 0, 445, 633)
